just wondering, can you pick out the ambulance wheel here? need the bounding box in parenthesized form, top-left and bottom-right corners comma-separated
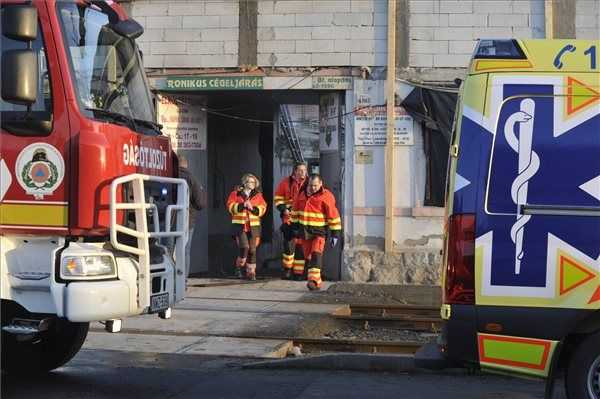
(566, 332, 600, 399)
(1, 314, 89, 374)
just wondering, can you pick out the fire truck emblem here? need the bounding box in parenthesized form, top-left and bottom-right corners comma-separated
(15, 143, 65, 200)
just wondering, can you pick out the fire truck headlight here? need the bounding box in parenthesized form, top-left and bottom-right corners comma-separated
(60, 256, 116, 280)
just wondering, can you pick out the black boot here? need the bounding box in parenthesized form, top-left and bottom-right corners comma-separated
(282, 269, 293, 280)
(234, 268, 244, 278)
(307, 280, 320, 291)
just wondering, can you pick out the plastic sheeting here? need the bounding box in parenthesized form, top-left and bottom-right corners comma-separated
(399, 84, 458, 207)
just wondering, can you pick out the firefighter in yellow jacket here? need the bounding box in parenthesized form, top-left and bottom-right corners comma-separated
(226, 174, 267, 280)
(274, 162, 308, 280)
(292, 174, 341, 291)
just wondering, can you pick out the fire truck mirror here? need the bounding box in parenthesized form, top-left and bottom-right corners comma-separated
(2, 5, 38, 42)
(110, 19, 144, 40)
(1, 49, 38, 105)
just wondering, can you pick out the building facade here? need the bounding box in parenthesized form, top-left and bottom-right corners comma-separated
(123, 0, 599, 283)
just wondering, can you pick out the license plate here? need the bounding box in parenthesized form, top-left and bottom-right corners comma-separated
(150, 293, 170, 313)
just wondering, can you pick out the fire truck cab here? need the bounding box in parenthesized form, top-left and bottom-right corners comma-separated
(0, 0, 188, 373)
(434, 39, 600, 399)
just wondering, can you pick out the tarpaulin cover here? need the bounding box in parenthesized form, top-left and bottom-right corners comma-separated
(399, 85, 458, 207)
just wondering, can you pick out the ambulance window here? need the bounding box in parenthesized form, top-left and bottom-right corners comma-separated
(486, 93, 600, 215)
(0, 8, 52, 116)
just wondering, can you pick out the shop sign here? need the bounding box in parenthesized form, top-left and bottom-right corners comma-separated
(157, 94, 206, 150)
(354, 106, 414, 146)
(159, 76, 264, 91)
(312, 76, 352, 90)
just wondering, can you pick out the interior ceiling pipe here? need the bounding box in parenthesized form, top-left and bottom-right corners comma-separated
(385, 0, 396, 253)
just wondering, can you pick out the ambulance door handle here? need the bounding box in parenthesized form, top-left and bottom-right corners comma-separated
(522, 204, 600, 217)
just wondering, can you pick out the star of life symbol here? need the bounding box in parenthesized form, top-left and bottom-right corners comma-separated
(504, 99, 539, 274)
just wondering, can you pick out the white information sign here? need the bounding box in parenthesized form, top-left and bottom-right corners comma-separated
(157, 94, 206, 150)
(354, 106, 414, 146)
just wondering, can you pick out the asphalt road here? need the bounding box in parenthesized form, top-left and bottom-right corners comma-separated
(1, 348, 559, 399)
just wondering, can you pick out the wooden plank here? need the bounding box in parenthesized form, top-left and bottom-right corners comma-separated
(385, 0, 397, 253)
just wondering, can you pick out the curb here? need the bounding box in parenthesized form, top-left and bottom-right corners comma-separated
(242, 353, 416, 373)
(242, 353, 474, 375)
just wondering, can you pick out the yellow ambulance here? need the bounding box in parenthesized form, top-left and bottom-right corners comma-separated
(438, 39, 600, 399)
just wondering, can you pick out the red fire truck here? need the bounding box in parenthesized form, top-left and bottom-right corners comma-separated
(0, 0, 188, 373)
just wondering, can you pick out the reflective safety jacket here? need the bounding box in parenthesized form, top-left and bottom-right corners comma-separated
(274, 175, 306, 224)
(227, 189, 267, 231)
(292, 186, 341, 237)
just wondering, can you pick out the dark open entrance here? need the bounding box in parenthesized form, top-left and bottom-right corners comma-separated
(205, 91, 275, 276)
(199, 90, 343, 280)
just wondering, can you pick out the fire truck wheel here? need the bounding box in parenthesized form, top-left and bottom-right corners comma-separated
(566, 332, 600, 399)
(1, 319, 89, 374)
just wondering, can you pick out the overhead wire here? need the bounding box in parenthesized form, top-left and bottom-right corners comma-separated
(163, 94, 385, 125)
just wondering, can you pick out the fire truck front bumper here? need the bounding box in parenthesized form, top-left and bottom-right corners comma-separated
(57, 246, 178, 322)
(63, 280, 132, 322)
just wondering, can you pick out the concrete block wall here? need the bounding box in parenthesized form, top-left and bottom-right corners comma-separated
(409, 0, 546, 71)
(576, 0, 600, 39)
(256, 0, 388, 67)
(131, 1, 240, 68)
(131, 0, 582, 74)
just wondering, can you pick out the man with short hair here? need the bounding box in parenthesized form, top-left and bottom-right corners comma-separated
(178, 155, 205, 278)
(291, 174, 341, 291)
(274, 162, 308, 280)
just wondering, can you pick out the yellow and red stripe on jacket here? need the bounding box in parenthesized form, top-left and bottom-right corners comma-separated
(292, 186, 341, 236)
(274, 176, 306, 224)
(227, 189, 267, 230)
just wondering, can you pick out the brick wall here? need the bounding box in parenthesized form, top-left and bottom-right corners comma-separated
(409, 0, 545, 69)
(256, 0, 388, 67)
(576, 0, 600, 39)
(132, 1, 240, 68)
(132, 0, 389, 69)
(131, 0, 593, 79)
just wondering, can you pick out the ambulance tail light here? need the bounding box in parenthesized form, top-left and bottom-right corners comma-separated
(444, 214, 475, 305)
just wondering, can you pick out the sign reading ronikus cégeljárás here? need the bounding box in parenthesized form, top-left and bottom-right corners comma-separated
(157, 94, 207, 150)
(162, 76, 263, 91)
(354, 106, 414, 146)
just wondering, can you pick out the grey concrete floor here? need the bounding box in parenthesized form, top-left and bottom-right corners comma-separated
(1, 349, 553, 399)
(1, 280, 569, 399)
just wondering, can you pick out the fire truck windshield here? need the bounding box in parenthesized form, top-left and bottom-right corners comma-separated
(57, 2, 155, 126)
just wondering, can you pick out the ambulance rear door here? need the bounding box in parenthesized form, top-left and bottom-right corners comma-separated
(475, 74, 600, 377)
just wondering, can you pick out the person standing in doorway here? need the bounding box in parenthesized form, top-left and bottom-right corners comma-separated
(226, 173, 267, 280)
(178, 155, 205, 279)
(292, 174, 341, 291)
(274, 162, 308, 280)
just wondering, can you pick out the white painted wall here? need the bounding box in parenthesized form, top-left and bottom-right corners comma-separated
(132, 0, 555, 77)
(576, 0, 600, 39)
(132, 1, 240, 68)
(344, 79, 444, 251)
(256, 0, 388, 67)
(409, 0, 546, 70)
